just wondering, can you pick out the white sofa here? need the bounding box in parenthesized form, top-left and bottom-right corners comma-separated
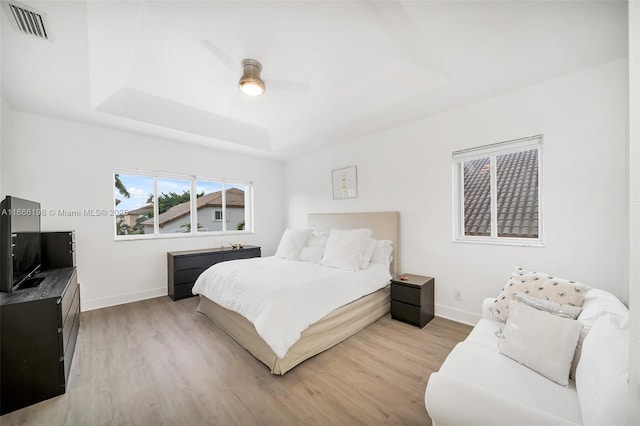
(425, 289, 630, 426)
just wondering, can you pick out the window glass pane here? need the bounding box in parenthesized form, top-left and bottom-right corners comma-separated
(226, 183, 248, 231)
(196, 180, 224, 232)
(156, 178, 191, 234)
(114, 174, 154, 235)
(463, 157, 491, 236)
(496, 149, 539, 238)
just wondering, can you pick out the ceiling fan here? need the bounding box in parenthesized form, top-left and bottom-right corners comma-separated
(202, 40, 310, 97)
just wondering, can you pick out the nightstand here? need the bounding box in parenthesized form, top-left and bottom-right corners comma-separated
(390, 274, 435, 328)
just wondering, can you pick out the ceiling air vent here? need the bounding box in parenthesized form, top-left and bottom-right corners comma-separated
(4, 0, 52, 41)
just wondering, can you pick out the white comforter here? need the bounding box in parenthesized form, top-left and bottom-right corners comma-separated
(192, 256, 391, 358)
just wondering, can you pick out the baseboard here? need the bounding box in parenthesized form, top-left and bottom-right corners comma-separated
(435, 304, 480, 326)
(81, 286, 167, 312)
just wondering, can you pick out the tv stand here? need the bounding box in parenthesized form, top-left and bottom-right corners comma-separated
(0, 231, 78, 415)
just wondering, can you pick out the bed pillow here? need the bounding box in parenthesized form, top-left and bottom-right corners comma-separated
(307, 231, 329, 248)
(359, 238, 378, 269)
(490, 267, 591, 321)
(299, 246, 324, 264)
(321, 228, 372, 271)
(575, 314, 629, 426)
(498, 301, 581, 387)
(370, 239, 393, 266)
(274, 228, 313, 261)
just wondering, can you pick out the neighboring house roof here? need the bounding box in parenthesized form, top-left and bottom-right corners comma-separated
(464, 149, 538, 238)
(141, 188, 244, 227)
(127, 204, 153, 215)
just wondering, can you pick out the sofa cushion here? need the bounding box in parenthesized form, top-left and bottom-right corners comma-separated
(490, 267, 591, 321)
(498, 302, 581, 387)
(438, 342, 582, 424)
(464, 318, 502, 351)
(577, 289, 629, 329)
(575, 314, 629, 426)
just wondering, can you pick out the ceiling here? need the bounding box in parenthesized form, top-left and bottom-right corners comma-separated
(1, 0, 627, 160)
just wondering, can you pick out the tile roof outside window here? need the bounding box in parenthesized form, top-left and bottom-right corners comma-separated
(459, 144, 540, 241)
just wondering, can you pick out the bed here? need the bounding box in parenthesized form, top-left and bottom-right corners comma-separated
(193, 211, 400, 375)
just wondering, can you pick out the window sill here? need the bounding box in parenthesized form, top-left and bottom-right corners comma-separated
(115, 230, 254, 242)
(452, 237, 545, 248)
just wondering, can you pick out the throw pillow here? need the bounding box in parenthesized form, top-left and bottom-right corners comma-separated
(299, 246, 324, 264)
(498, 301, 581, 387)
(575, 315, 629, 426)
(359, 238, 378, 269)
(490, 266, 591, 321)
(513, 292, 582, 319)
(370, 239, 393, 266)
(274, 228, 313, 261)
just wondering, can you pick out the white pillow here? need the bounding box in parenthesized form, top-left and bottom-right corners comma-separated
(299, 246, 324, 264)
(320, 228, 372, 271)
(370, 239, 393, 265)
(575, 315, 629, 426)
(498, 301, 581, 387)
(577, 288, 629, 329)
(490, 266, 591, 321)
(274, 228, 313, 261)
(359, 238, 378, 269)
(307, 231, 329, 248)
(512, 292, 582, 319)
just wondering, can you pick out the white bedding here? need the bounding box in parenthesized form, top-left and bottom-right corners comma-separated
(192, 256, 391, 358)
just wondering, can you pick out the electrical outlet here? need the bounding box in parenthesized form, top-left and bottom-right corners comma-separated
(454, 291, 463, 301)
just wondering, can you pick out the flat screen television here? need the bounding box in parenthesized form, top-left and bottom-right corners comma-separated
(0, 196, 42, 293)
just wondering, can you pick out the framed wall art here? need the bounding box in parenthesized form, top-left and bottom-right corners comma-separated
(332, 166, 357, 199)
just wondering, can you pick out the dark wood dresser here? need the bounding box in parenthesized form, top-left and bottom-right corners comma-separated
(168, 246, 261, 300)
(390, 274, 435, 328)
(0, 267, 80, 415)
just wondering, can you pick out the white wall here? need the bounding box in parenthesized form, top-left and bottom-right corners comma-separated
(285, 59, 628, 324)
(628, 0, 640, 422)
(1, 111, 284, 311)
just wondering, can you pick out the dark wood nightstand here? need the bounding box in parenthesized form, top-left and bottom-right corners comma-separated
(390, 274, 435, 328)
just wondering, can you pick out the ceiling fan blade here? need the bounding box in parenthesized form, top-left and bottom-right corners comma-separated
(201, 40, 238, 74)
(268, 79, 310, 92)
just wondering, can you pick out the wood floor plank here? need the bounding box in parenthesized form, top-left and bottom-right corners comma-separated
(0, 296, 471, 426)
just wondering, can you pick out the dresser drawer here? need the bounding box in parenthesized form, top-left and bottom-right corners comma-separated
(58, 270, 78, 327)
(61, 311, 80, 388)
(174, 253, 223, 270)
(174, 267, 208, 285)
(173, 283, 196, 300)
(61, 285, 80, 355)
(391, 283, 421, 306)
(222, 248, 260, 261)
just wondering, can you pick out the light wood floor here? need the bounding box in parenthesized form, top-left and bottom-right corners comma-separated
(1, 296, 471, 426)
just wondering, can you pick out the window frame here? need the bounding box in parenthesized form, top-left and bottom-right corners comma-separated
(113, 169, 254, 241)
(451, 135, 544, 247)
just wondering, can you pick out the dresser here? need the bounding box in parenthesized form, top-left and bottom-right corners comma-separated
(0, 267, 80, 415)
(390, 274, 435, 328)
(168, 246, 261, 300)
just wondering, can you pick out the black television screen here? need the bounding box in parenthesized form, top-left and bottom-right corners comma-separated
(0, 196, 42, 292)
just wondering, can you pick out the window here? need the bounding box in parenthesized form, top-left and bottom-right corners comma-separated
(452, 135, 543, 245)
(113, 170, 253, 239)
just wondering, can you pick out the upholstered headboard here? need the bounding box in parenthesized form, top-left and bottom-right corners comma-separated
(308, 211, 400, 277)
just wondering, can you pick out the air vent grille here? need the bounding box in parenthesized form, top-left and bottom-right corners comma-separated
(6, 1, 50, 40)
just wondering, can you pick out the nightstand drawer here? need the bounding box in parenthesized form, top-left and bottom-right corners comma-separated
(391, 283, 421, 306)
(391, 300, 422, 326)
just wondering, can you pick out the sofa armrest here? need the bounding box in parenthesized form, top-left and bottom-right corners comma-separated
(481, 297, 497, 320)
(425, 372, 579, 426)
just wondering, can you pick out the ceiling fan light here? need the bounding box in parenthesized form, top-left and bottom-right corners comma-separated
(239, 59, 265, 96)
(239, 79, 265, 96)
